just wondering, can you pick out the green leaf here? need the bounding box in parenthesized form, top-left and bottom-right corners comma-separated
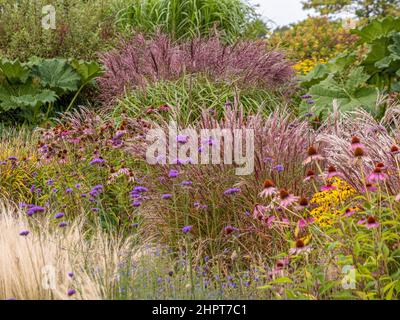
(70, 60, 103, 84)
(32, 59, 81, 93)
(0, 59, 30, 84)
(352, 16, 400, 43)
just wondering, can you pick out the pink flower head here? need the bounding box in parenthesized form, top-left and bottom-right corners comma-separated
(289, 239, 311, 255)
(303, 169, 316, 182)
(259, 179, 277, 198)
(303, 146, 324, 165)
(253, 204, 268, 221)
(326, 165, 344, 179)
(279, 189, 299, 208)
(321, 182, 336, 191)
(358, 216, 380, 229)
(351, 136, 364, 150)
(368, 167, 387, 182)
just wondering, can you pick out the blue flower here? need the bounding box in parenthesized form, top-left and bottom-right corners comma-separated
(162, 194, 173, 199)
(223, 188, 241, 195)
(273, 164, 284, 172)
(27, 205, 45, 216)
(19, 230, 29, 236)
(182, 225, 193, 233)
(89, 157, 105, 165)
(54, 212, 64, 219)
(168, 169, 179, 178)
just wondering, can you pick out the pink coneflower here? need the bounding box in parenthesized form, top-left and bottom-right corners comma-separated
(326, 165, 343, 178)
(259, 179, 277, 198)
(364, 182, 378, 192)
(303, 146, 324, 165)
(269, 256, 290, 275)
(289, 239, 311, 255)
(353, 147, 365, 158)
(295, 197, 309, 210)
(390, 145, 400, 155)
(351, 136, 364, 150)
(343, 207, 357, 217)
(358, 216, 380, 229)
(224, 225, 239, 235)
(253, 204, 267, 221)
(278, 189, 299, 207)
(265, 215, 276, 228)
(368, 166, 387, 182)
(395, 193, 400, 202)
(321, 182, 336, 191)
(303, 169, 316, 182)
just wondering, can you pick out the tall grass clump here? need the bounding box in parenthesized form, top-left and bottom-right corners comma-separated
(113, 0, 268, 42)
(114, 75, 288, 125)
(98, 33, 295, 106)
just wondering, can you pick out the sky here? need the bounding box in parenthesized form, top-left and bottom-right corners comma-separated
(252, 0, 314, 28)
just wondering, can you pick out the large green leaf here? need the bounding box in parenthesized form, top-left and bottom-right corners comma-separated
(0, 59, 30, 84)
(352, 16, 400, 43)
(70, 60, 103, 84)
(32, 59, 81, 93)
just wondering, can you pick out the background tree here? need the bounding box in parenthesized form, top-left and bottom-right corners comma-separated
(302, 0, 400, 19)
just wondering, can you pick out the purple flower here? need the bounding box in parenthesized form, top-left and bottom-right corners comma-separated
(46, 179, 54, 186)
(162, 193, 173, 199)
(8, 156, 18, 161)
(91, 208, 99, 212)
(59, 222, 68, 228)
(131, 186, 148, 193)
(168, 169, 179, 178)
(75, 184, 81, 189)
(223, 188, 241, 195)
(182, 225, 193, 233)
(29, 185, 35, 193)
(54, 212, 64, 219)
(181, 180, 192, 186)
(306, 99, 315, 105)
(19, 230, 29, 236)
(132, 201, 141, 207)
(81, 193, 87, 198)
(176, 135, 189, 144)
(89, 184, 103, 197)
(27, 205, 45, 216)
(67, 289, 76, 296)
(68, 272, 74, 278)
(301, 94, 312, 99)
(273, 164, 284, 172)
(89, 157, 105, 165)
(66, 188, 73, 194)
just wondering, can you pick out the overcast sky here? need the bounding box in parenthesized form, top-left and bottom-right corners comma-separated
(252, 0, 314, 28)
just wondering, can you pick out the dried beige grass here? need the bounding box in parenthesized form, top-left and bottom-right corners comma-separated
(0, 200, 138, 300)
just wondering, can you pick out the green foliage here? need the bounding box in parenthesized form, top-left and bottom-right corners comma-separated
(300, 16, 400, 119)
(115, 75, 287, 125)
(0, 0, 118, 60)
(113, 0, 268, 42)
(0, 58, 102, 124)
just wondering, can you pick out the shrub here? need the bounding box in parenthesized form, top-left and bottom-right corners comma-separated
(113, 0, 268, 42)
(98, 33, 295, 106)
(269, 17, 358, 62)
(0, 0, 118, 60)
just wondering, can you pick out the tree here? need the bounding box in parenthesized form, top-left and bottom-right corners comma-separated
(302, 0, 400, 19)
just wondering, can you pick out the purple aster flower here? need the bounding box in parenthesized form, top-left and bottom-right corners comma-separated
(75, 183, 81, 189)
(67, 289, 76, 296)
(132, 201, 141, 207)
(46, 179, 54, 186)
(19, 230, 29, 236)
(81, 193, 87, 198)
(66, 188, 73, 194)
(29, 185, 35, 193)
(301, 94, 312, 99)
(89, 184, 103, 197)
(8, 156, 18, 161)
(182, 225, 193, 233)
(168, 169, 179, 178)
(68, 272, 74, 278)
(181, 180, 192, 186)
(273, 164, 284, 172)
(89, 157, 105, 165)
(54, 212, 64, 219)
(91, 208, 99, 212)
(27, 205, 45, 216)
(162, 193, 173, 199)
(223, 188, 241, 195)
(176, 135, 189, 144)
(59, 222, 68, 228)
(132, 186, 148, 193)
(306, 99, 315, 105)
